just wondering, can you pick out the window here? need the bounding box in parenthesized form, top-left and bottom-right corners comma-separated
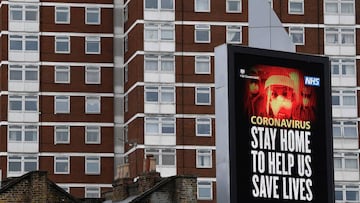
(325, 28, 355, 45)
(334, 153, 358, 170)
(124, 65, 128, 83)
(55, 6, 70, 24)
(86, 7, 100, 24)
(195, 56, 211, 74)
(9, 4, 38, 22)
(8, 155, 38, 174)
(86, 36, 101, 54)
(289, 27, 304, 45)
(144, 55, 175, 72)
(86, 66, 101, 84)
(197, 149, 212, 168)
(9, 35, 39, 51)
(55, 36, 70, 53)
(55, 66, 70, 83)
(55, 126, 70, 144)
(86, 126, 101, 144)
(226, 0, 241, 13)
(8, 125, 38, 142)
(288, 0, 304, 14)
(54, 156, 69, 174)
(196, 87, 211, 105)
(55, 96, 70, 113)
(195, 0, 210, 12)
(8, 95, 38, 112)
(226, 25, 242, 44)
(333, 121, 358, 138)
(85, 157, 100, 174)
(335, 185, 359, 202)
(195, 25, 210, 43)
(331, 58, 355, 77)
(144, 23, 175, 41)
(197, 181, 212, 200)
(144, 0, 174, 10)
(85, 187, 100, 198)
(325, 0, 354, 15)
(196, 118, 211, 136)
(145, 148, 176, 166)
(145, 86, 175, 103)
(332, 90, 356, 106)
(145, 117, 175, 136)
(9, 64, 38, 82)
(86, 96, 101, 114)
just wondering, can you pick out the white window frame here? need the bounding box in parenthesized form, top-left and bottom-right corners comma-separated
(195, 25, 211, 43)
(55, 96, 70, 114)
(85, 66, 101, 84)
(197, 180, 213, 200)
(333, 120, 358, 138)
(55, 6, 70, 24)
(145, 148, 176, 167)
(145, 86, 175, 104)
(85, 126, 101, 144)
(55, 36, 70, 53)
(195, 56, 211, 74)
(85, 96, 101, 114)
(8, 95, 38, 112)
(335, 185, 359, 202)
(54, 156, 70, 174)
(145, 117, 176, 136)
(334, 153, 358, 170)
(226, 0, 242, 13)
(85, 156, 100, 175)
(85, 7, 100, 25)
(144, 54, 175, 72)
(325, 0, 354, 15)
(195, 0, 210, 12)
(332, 89, 356, 107)
(195, 87, 211, 105)
(226, 25, 242, 44)
(8, 155, 38, 174)
(196, 117, 212, 136)
(85, 187, 101, 198)
(325, 27, 355, 46)
(144, 0, 174, 10)
(288, 0, 304, 15)
(196, 149, 212, 168)
(9, 35, 39, 52)
(144, 23, 175, 42)
(9, 4, 39, 22)
(289, 27, 305, 45)
(9, 64, 38, 82)
(55, 66, 70, 84)
(85, 36, 101, 54)
(54, 125, 70, 144)
(331, 58, 356, 77)
(8, 125, 38, 142)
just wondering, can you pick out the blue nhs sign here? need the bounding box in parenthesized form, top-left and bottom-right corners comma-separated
(304, 76, 320, 86)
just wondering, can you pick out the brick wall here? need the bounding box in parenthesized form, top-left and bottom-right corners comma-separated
(0, 171, 79, 203)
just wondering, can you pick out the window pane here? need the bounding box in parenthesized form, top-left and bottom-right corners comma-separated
(346, 191, 359, 201)
(341, 3, 354, 14)
(161, 0, 173, 9)
(10, 70, 22, 80)
(162, 154, 175, 165)
(196, 0, 210, 11)
(227, 1, 241, 12)
(332, 96, 340, 105)
(10, 100, 22, 111)
(343, 96, 355, 106)
(9, 160, 21, 172)
(145, 0, 158, 9)
(25, 10, 37, 21)
(86, 8, 100, 24)
(345, 159, 358, 169)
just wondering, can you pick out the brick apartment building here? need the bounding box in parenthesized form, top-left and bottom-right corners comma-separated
(0, 0, 358, 202)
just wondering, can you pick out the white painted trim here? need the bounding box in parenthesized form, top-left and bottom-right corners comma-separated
(197, 177, 217, 182)
(5, 31, 113, 37)
(0, 152, 114, 157)
(57, 183, 113, 188)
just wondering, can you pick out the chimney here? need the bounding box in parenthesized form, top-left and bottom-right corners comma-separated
(112, 164, 133, 201)
(143, 154, 156, 173)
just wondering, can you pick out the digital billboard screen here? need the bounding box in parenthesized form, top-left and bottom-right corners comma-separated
(215, 45, 334, 203)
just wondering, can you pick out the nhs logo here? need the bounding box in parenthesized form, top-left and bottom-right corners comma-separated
(304, 76, 320, 86)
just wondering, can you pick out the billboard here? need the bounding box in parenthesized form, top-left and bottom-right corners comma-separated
(215, 45, 334, 203)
